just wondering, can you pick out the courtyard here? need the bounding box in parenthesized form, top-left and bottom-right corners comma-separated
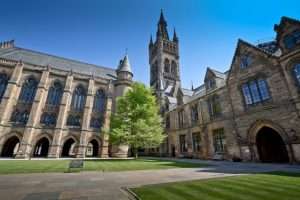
(0, 158, 299, 200)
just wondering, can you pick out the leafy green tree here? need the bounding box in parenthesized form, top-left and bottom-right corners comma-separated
(110, 82, 165, 158)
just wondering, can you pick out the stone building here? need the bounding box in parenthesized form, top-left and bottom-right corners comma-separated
(0, 40, 133, 158)
(151, 13, 300, 163)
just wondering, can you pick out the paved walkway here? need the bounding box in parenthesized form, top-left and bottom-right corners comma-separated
(0, 158, 299, 200)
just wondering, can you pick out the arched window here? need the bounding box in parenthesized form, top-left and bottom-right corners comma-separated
(19, 77, 38, 104)
(164, 59, 170, 73)
(10, 109, 29, 124)
(294, 64, 300, 86)
(71, 85, 86, 111)
(40, 112, 57, 126)
(67, 115, 81, 126)
(46, 81, 63, 106)
(171, 61, 177, 75)
(90, 117, 102, 129)
(93, 89, 106, 112)
(0, 73, 8, 102)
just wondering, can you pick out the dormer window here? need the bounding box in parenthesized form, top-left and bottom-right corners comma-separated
(206, 79, 215, 90)
(283, 29, 300, 49)
(240, 54, 252, 69)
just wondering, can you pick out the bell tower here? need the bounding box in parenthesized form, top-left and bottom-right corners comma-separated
(149, 10, 181, 112)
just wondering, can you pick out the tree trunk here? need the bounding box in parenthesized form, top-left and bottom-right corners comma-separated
(133, 148, 138, 159)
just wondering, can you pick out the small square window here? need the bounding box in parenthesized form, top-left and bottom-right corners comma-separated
(240, 55, 252, 69)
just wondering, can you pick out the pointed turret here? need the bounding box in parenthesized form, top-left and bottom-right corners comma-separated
(156, 9, 169, 40)
(117, 54, 132, 75)
(149, 35, 153, 47)
(173, 28, 178, 42)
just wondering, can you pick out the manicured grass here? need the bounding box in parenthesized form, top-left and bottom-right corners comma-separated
(0, 159, 206, 174)
(132, 172, 300, 200)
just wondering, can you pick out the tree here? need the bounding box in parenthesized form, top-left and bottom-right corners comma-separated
(110, 82, 165, 158)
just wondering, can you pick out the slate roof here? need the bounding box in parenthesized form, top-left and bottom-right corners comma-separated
(117, 55, 132, 74)
(257, 41, 278, 54)
(0, 46, 117, 79)
(181, 88, 194, 96)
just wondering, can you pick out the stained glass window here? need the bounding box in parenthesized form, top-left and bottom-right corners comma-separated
(46, 81, 63, 106)
(71, 85, 86, 111)
(19, 77, 38, 103)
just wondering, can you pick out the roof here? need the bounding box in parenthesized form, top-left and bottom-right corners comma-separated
(0, 46, 117, 79)
(181, 88, 194, 96)
(207, 68, 227, 79)
(117, 55, 132, 74)
(257, 41, 278, 54)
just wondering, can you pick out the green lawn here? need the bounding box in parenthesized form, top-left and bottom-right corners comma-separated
(132, 172, 300, 200)
(0, 159, 206, 174)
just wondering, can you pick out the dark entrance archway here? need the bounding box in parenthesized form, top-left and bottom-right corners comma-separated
(33, 138, 49, 157)
(1, 136, 20, 157)
(61, 138, 76, 157)
(86, 139, 99, 157)
(256, 127, 289, 163)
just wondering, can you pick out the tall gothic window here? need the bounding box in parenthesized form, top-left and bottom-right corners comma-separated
(90, 89, 106, 129)
(93, 89, 106, 112)
(0, 73, 8, 102)
(207, 95, 222, 118)
(192, 132, 201, 152)
(67, 85, 86, 127)
(46, 81, 63, 106)
(294, 64, 300, 86)
(71, 85, 86, 111)
(19, 77, 38, 104)
(178, 109, 184, 128)
(213, 128, 226, 153)
(242, 79, 270, 106)
(171, 61, 177, 75)
(179, 135, 187, 153)
(164, 59, 170, 73)
(191, 104, 199, 125)
(40, 81, 63, 126)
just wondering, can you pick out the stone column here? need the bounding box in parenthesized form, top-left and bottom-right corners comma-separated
(0, 61, 23, 153)
(16, 69, 50, 158)
(76, 78, 94, 158)
(0, 61, 23, 125)
(100, 94, 112, 158)
(48, 73, 73, 158)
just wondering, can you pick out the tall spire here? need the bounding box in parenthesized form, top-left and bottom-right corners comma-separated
(173, 28, 178, 42)
(156, 9, 169, 40)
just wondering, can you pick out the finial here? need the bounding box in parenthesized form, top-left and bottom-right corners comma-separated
(191, 80, 194, 90)
(149, 35, 153, 46)
(173, 27, 178, 42)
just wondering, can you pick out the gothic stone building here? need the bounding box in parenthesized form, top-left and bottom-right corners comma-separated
(0, 40, 133, 159)
(150, 13, 300, 163)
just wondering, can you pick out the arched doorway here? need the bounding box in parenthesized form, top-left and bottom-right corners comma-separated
(256, 127, 289, 163)
(86, 139, 99, 157)
(1, 136, 20, 157)
(33, 137, 49, 157)
(61, 138, 76, 157)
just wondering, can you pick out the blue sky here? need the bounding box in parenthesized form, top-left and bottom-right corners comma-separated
(1, 0, 300, 88)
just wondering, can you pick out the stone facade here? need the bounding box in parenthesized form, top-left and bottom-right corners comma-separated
(151, 14, 300, 163)
(0, 41, 133, 159)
